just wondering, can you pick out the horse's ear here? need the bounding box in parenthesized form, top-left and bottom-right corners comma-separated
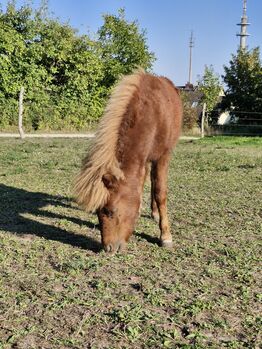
(102, 173, 118, 189)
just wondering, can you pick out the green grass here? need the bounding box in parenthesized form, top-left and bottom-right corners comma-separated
(0, 137, 261, 349)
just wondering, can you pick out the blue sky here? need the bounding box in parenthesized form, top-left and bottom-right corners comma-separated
(1, 0, 262, 86)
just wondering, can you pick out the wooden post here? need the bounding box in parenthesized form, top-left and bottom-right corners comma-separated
(201, 103, 206, 138)
(18, 87, 25, 139)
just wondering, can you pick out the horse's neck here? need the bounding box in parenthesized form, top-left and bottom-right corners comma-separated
(121, 159, 147, 194)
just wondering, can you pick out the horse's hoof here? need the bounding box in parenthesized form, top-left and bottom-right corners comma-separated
(160, 240, 173, 248)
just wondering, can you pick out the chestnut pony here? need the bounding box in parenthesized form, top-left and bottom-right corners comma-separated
(74, 69, 182, 253)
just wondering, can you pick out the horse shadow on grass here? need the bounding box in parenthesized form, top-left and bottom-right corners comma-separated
(134, 231, 160, 246)
(134, 213, 161, 246)
(0, 184, 102, 252)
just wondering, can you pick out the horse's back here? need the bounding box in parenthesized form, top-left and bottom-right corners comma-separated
(137, 74, 182, 161)
(117, 72, 182, 167)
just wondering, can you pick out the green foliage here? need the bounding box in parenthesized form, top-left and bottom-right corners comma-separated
(198, 65, 222, 112)
(98, 8, 156, 88)
(181, 90, 201, 131)
(223, 48, 262, 112)
(0, 3, 155, 130)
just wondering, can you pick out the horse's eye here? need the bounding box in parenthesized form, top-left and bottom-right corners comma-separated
(102, 207, 114, 217)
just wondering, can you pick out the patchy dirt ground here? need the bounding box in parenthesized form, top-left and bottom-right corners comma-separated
(0, 137, 261, 349)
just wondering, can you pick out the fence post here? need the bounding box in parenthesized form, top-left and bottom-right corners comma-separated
(201, 103, 207, 138)
(18, 87, 25, 139)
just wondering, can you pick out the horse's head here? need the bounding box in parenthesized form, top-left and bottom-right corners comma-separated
(97, 173, 140, 253)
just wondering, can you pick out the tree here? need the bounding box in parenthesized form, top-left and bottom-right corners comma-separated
(180, 90, 200, 131)
(198, 65, 222, 112)
(0, 20, 26, 98)
(0, 1, 105, 129)
(97, 8, 156, 88)
(0, 3, 156, 130)
(222, 48, 262, 113)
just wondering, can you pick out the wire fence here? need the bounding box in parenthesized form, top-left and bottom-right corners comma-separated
(205, 109, 262, 136)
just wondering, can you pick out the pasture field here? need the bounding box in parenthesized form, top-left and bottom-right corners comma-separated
(0, 137, 261, 349)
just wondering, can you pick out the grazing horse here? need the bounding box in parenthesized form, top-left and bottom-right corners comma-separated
(74, 69, 182, 253)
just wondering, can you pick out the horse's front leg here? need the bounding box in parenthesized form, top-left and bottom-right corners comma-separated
(152, 154, 173, 248)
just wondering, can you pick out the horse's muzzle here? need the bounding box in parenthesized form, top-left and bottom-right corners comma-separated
(103, 240, 126, 254)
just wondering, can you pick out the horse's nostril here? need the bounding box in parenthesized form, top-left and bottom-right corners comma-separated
(118, 241, 126, 252)
(104, 241, 127, 254)
(104, 244, 112, 253)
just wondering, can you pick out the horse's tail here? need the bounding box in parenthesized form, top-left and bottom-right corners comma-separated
(73, 69, 144, 212)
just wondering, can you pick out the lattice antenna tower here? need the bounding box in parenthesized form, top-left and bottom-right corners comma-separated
(237, 0, 250, 50)
(188, 31, 194, 84)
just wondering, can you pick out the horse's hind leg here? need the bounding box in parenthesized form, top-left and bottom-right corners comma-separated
(150, 164, 159, 222)
(152, 154, 173, 248)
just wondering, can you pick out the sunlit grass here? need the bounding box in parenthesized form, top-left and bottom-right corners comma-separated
(0, 137, 261, 348)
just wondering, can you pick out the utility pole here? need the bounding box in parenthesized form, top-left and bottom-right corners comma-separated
(188, 31, 194, 84)
(237, 0, 250, 50)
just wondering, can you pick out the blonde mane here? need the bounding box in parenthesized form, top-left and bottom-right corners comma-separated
(74, 69, 145, 212)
